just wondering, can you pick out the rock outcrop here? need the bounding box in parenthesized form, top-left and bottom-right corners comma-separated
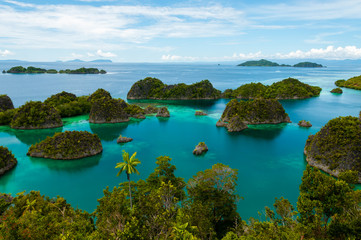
(304, 116, 361, 182)
(144, 105, 158, 114)
(227, 115, 248, 132)
(11, 101, 63, 129)
(156, 107, 170, 118)
(0, 95, 14, 112)
(89, 98, 129, 123)
(330, 88, 343, 94)
(193, 142, 208, 155)
(195, 111, 207, 116)
(127, 77, 222, 100)
(27, 131, 103, 160)
(0, 146, 17, 176)
(298, 120, 312, 127)
(117, 135, 133, 143)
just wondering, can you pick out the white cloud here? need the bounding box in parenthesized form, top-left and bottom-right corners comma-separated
(161, 46, 361, 62)
(71, 53, 84, 59)
(0, 2, 246, 51)
(275, 46, 361, 60)
(4, 0, 34, 8)
(96, 49, 117, 58)
(0, 49, 13, 57)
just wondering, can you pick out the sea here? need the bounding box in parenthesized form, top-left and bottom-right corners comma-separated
(0, 61, 360, 220)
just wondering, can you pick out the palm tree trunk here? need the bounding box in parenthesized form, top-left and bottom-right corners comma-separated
(127, 173, 132, 209)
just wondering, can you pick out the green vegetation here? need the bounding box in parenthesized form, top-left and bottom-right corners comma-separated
(305, 116, 361, 181)
(237, 59, 285, 66)
(0, 109, 16, 125)
(27, 131, 102, 160)
(237, 59, 323, 68)
(11, 101, 62, 129)
(44, 91, 91, 118)
(0, 156, 361, 239)
(331, 87, 343, 93)
(59, 67, 106, 74)
(293, 62, 323, 67)
(221, 99, 290, 124)
(115, 150, 141, 209)
(127, 77, 222, 99)
(335, 75, 361, 90)
(0, 146, 17, 175)
(0, 94, 14, 112)
(5, 66, 106, 74)
(87, 88, 112, 103)
(225, 78, 322, 99)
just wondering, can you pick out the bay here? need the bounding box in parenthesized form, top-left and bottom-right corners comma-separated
(0, 62, 360, 220)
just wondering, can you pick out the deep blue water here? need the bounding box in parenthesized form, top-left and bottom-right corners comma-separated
(0, 62, 360, 220)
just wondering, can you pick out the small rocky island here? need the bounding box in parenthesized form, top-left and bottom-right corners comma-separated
(237, 59, 323, 68)
(127, 77, 221, 100)
(27, 131, 103, 160)
(11, 101, 63, 129)
(117, 135, 133, 143)
(335, 75, 361, 90)
(156, 107, 170, 117)
(44, 91, 91, 118)
(4, 66, 106, 74)
(330, 88, 343, 94)
(220, 99, 291, 124)
(193, 142, 208, 155)
(0, 146, 17, 176)
(304, 115, 361, 183)
(298, 120, 312, 127)
(195, 110, 207, 116)
(223, 78, 321, 99)
(89, 89, 146, 123)
(0, 94, 14, 112)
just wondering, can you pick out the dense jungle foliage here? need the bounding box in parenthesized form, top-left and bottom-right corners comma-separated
(224, 78, 321, 99)
(335, 75, 361, 90)
(127, 77, 222, 99)
(0, 156, 360, 239)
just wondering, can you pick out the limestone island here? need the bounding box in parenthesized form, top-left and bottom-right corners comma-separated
(5, 66, 106, 74)
(11, 101, 63, 129)
(117, 135, 133, 143)
(223, 78, 322, 99)
(0, 94, 14, 112)
(156, 107, 170, 117)
(298, 120, 312, 127)
(127, 77, 221, 100)
(330, 88, 343, 94)
(335, 75, 361, 90)
(144, 105, 159, 114)
(44, 91, 91, 118)
(27, 131, 102, 160)
(193, 142, 208, 155)
(0, 146, 17, 176)
(89, 89, 146, 123)
(218, 99, 291, 132)
(237, 59, 323, 68)
(304, 115, 361, 183)
(195, 110, 207, 116)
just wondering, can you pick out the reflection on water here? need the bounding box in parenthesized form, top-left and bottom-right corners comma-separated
(29, 153, 102, 172)
(89, 118, 144, 141)
(238, 123, 287, 140)
(0, 126, 63, 146)
(128, 99, 219, 108)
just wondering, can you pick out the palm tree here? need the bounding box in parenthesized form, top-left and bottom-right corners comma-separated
(115, 150, 141, 209)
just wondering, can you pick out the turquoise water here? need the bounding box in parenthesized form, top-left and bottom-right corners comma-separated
(0, 62, 360, 219)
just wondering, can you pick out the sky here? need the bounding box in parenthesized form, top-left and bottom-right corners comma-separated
(1, 0, 361, 62)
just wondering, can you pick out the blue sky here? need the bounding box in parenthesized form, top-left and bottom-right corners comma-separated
(1, 0, 361, 62)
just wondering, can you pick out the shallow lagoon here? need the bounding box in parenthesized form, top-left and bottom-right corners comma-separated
(0, 62, 360, 219)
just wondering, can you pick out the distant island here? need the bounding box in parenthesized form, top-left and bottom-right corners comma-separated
(127, 77, 221, 100)
(223, 78, 322, 99)
(335, 75, 361, 90)
(237, 59, 324, 68)
(3, 66, 106, 74)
